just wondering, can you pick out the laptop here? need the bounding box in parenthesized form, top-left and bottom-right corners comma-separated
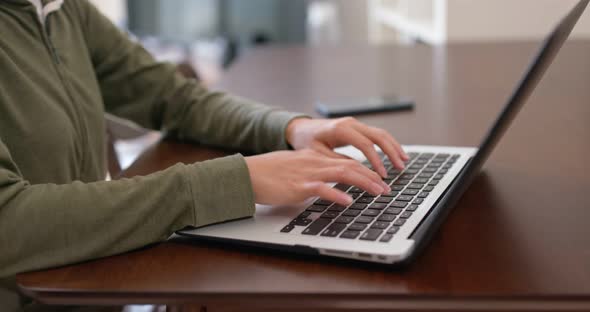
(178, 0, 589, 265)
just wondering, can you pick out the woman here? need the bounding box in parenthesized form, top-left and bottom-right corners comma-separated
(0, 0, 407, 311)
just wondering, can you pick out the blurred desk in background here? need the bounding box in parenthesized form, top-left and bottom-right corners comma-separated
(18, 41, 590, 311)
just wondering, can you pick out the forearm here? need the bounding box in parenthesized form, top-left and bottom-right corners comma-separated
(0, 155, 254, 277)
(172, 87, 306, 153)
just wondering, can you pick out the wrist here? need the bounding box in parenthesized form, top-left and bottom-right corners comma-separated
(285, 117, 311, 149)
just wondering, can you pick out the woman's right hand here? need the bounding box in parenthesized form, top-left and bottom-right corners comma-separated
(244, 149, 391, 206)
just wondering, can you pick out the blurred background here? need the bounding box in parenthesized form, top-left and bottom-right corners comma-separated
(91, 0, 590, 86)
(94, 0, 590, 171)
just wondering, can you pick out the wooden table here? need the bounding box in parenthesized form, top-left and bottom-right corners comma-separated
(17, 41, 590, 311)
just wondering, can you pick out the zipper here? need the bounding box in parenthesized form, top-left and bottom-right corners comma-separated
(34, 7, 90, 176)
(41, 27, 60, 64)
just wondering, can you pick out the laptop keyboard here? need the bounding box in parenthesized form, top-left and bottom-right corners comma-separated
(280, 152, 460, 242)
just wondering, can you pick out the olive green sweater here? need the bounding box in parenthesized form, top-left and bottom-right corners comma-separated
(0, 0, 301, 310)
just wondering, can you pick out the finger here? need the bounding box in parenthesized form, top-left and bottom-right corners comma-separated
(354, 124, 407, 170)
(341, 159, 390, 191)
(303, 182, 353, 206)
(385, 133, 409, 161)
(337, 128, 387, 177)
(316, 165, 389, 196)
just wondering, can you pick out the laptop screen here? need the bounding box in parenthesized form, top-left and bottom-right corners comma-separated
(465, 0, 589, 182)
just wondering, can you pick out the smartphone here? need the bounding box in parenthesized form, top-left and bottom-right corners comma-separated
(316, 96, 414, 118)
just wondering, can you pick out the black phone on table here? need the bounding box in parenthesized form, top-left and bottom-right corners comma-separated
(316, 96, 414, 118)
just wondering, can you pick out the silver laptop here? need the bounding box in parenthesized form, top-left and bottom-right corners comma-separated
(178, 0, 588, 265)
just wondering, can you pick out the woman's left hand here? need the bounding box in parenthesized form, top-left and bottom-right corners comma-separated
(285, 117, 409, 178)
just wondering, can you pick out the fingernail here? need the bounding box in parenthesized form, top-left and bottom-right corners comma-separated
(371, 182, 383, 194)
(381, 182, 391, 193)
(380, 167, 387, 178)
(343, 195, 353, 205)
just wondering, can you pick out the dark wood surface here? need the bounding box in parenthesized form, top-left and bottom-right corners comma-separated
(17, 41, 590, 311)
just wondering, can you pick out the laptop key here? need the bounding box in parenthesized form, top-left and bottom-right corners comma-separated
(384, 190, 399, 197)
(349, 186, 364, 193)
(413, 198, 424, 205)
(355, 216, 374, 224)
(428, 180, 439, 186)
(397, 195, 414, 202)
(387, 226, 400, 234)
(413, 178, 429, 184)
(433, 174, 444, 180)
(360, 229, 383, 241)
(302, 218, 332, 235)
(348, 223, 367, 231)
(291, 218, 313, 226)
(321, 211, 340, 219)
(390, 201, 408, 208)
(424, 186, 435, 192)
(328, 205, 347, 212)
(406, 204, 419, 211)
(391, 185, 405, 191)
(418, 192, 429, 198)
(393, 179, 411, 185)
(349, 203, 367, 210)
(379, 233, 394, 242)
(368, 203, 388, 210)
(405, 169, 419, 174)
(356, 197, 373, 204)
(400, 211, 413, 219)
(340, 230, 361, 239)
(299, 211, 311, 218)
(334, 216, 354, 224)
(281, 224, 295, 233)
(361, 193, 377, 199)
(306, 205, 328, 212)
(402, 189, 419, 196)
(314, 199, 333, 206)
(375, 196, 394, 203)
(371, 221, 390, 229)
(407, 183, 424, 189)
(321, 223, 346, 237)
(393, 219, 406, 226)
(342, 209, 361, 217)
(362, 209, 380, 217)
(384, 207, 402, 215)
(377, 214, 396, 222)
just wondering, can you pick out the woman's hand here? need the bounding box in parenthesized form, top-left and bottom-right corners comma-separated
(285, 117, 409, 177)
(245, 149, 391, 206)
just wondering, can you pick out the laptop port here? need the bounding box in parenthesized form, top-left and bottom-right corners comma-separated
(358, 253, 372, 259)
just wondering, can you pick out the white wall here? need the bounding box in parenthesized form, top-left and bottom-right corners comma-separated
(88, 0, 127, 26)
(447, 0, 590, 41)
(312, 0, 590, 44)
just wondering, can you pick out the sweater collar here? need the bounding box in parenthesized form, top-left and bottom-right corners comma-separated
(7, 0, 65, 25)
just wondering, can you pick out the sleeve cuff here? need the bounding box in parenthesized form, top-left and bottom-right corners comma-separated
(184, 154, 255, 228)
(266, 111, 310, 151)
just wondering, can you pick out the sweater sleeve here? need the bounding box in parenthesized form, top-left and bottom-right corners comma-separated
(0, 138, 254, 277)
(78, 1, 304, 154)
